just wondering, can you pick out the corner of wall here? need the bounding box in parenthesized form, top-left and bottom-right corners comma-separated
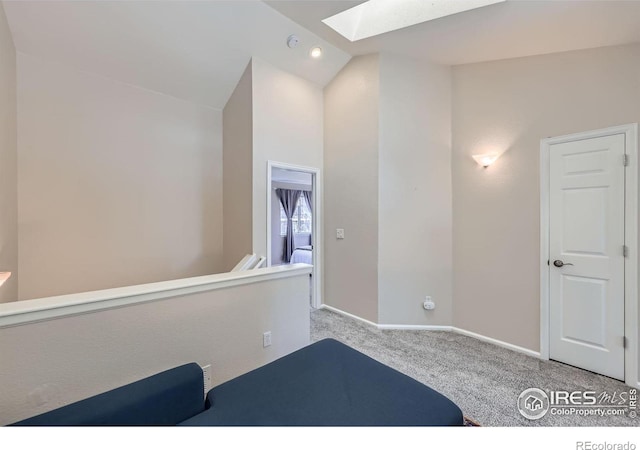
(0, 4, 18, 303)
(250, 58, 324, 260)
(323, 53, 380, 324)
(222, 60, 254, 271)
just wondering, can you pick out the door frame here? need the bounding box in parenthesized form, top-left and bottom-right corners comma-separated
(540, 123, 638, 387)
(266, 160, 322, 309)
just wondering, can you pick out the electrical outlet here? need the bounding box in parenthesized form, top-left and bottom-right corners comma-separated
(336, 228, 345, 239)
(263, 331, 272, 348)
(423, 296, 435, 310)
(201, 364, 212, 397)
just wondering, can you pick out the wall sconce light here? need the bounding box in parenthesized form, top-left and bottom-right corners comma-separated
(0, 272, 11, 287)
(472, 153, 500, 168)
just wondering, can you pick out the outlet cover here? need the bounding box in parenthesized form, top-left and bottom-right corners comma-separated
(423, 301, 435, 310)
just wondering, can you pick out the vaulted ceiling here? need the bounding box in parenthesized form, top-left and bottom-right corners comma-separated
(2, 0, 351, 109)
(267, 0, 640, 65)
(4, 1, 640, 111)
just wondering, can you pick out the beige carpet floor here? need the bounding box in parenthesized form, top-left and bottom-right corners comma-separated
(310, 307, 637, 427)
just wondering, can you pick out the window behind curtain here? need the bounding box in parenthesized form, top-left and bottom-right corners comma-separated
(280, 195, 312, 236)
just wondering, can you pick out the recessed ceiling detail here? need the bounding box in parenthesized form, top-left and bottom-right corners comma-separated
(322, 0, 506, 42)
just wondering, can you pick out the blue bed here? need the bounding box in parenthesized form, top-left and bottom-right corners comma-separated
(182, 338, 463, 426)
(11, 338, 463, 426)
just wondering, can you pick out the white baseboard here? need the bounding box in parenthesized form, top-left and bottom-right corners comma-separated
(318, 304, 378, 328)
(318, 303, 541, 359)
(378, 324, 453, 331)
(451, 327, 541, 358)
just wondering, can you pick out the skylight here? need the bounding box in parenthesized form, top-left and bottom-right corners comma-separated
(322, 0, 506, 42)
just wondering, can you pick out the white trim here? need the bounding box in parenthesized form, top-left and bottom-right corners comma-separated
(319, 305, 541, 358)
(540, 123, 639, 387)
(378, 324, 453, 331)
(267, 161, 323, 309)
(318, 304, 378, 328)
(251, 256, 267, 269)
(231, 254, 258, 272)
(266, 163, 274, 266)
(540, 141, 551, 360)
(0, 264, 312, 329)
(624, 124, 639, 388)
(451, 327, 541, 359)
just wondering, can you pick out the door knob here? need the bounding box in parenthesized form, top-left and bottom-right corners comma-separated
(553, 260, 574, 268)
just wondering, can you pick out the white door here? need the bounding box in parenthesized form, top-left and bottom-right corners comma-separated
(549, 133, 625, 380)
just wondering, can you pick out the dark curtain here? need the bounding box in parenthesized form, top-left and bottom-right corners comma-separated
(303, 190, 313, 250)
(303, 190, 313, 213)
(276, 188, 302, 263)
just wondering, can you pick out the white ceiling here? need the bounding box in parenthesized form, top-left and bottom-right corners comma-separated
(2, 0, 351, 109)
(266, 0, 640, 66)
(5, 0, 640, 111)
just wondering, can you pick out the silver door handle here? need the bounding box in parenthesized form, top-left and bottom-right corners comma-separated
(553, 260, 574, 268)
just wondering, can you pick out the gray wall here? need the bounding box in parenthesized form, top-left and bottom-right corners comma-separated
(323, 53, 452, 326)
(251, 58, 323, 259)
(378, 53, 452, 326)
(17, 53, 224, 300)
(223, 62, 253, 271)
(324, 54, 380, 323)
(223, 58, 322, 272)
(452, 43, 640, 351)
(0, 4, 17, 303)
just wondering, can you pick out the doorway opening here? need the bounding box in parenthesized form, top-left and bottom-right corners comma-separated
(267, 161, 321, 309)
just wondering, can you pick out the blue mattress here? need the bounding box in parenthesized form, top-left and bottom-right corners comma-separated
(12, 363, 206, 426)
(181, 338, 463, 426)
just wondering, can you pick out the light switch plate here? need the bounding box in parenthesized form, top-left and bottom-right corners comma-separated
(263, 331, 272, 347)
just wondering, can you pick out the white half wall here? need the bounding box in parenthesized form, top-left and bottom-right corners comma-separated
(0, 267, 311, 425)
(17, 53, 224, 300)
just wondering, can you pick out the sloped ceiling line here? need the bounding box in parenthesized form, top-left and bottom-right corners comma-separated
(2, 0, 351, 109)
